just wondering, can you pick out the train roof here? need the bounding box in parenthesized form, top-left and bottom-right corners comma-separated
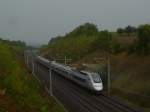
(51, 61, 72, 71)
(37, 56, 50, 63)
(79, 70, 99, 76)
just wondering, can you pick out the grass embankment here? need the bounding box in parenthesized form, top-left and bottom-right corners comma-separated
(69, 50, 150, 111)
(111, 53, 150, 111)
(0, 40, 64, 112)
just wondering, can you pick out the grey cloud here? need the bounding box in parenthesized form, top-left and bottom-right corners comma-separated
(0, 0, 150, 45)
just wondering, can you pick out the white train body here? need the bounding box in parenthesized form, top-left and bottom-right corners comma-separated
(51, 61, 103, 92)
(36, 56, 103, 92)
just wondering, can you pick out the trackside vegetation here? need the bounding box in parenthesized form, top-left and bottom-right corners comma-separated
(0, 39, 64, 112)
(41, 23, 150, 60)
(41, 23, 150, 111)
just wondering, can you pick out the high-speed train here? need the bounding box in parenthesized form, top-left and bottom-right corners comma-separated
(36, 56, 50, 68)
(36, 56, 103, 92)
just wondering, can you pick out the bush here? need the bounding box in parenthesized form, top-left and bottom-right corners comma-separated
(0, 40, 64, 112)
(137, 24, 150, 54)
(0, 42, 14, 73)
(127, 43, 136, 54)
(117, 26, 137, 35)
(92, 31, 111, 52)
(111, 43, 124, 54)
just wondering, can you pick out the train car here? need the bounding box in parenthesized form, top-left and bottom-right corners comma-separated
(51, 61, 103, 92)
(36, 56, 50, 68)
(81, 71, 103, 92)
(50, 61, 72, 79)
(35, 57, 103, 92)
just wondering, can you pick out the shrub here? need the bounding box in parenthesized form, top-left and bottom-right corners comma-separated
(0, 40, 63, 112)
(137, 24, 150, 54)
(111, 41, 125, 54)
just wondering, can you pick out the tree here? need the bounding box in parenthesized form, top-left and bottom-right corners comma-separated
(137, 24, 150, 54)
(125, 25, 137, 35)
(70, 23, 98, 37)
(92, 30, 111, 52)
(117, 28, 124, 34)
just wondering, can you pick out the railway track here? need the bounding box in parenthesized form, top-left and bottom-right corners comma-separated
(53, 72, 142, 112)
(53, 74, 106, 112)
(25, 51, 142, 112)
(99, 94, 141, 112)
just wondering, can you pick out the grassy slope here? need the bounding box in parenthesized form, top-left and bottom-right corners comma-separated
(71, 50, 150, 111)
(0, 41, 64, 112)
(74, 45, 150, 111)
(111, 53, 150, 110)
(111, 53, 150, 95)
(41, 34, 150, 111)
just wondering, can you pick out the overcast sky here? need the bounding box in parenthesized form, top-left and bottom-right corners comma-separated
(0, 0, 150, 45)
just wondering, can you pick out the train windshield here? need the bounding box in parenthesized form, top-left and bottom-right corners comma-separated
(91, 73, 101, 83)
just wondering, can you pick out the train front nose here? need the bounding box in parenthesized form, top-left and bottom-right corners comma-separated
(93, 83, 103, 91)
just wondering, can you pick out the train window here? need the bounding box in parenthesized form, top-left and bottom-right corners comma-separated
(73, 75, 86, 82)
(72, 70, 87, 76)
(36, 61, 49, 69)
(60, 69, 68, 74)
(79, 71, 87, 76)
(91, 73, 101, 83)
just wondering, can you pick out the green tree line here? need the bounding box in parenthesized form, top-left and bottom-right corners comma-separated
(42, 23, 150, 61)
(0, 38, 26, 47)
